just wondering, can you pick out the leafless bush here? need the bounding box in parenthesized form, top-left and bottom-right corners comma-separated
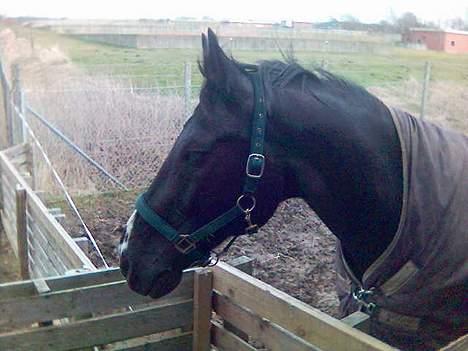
(370, 79, 468, 134)
(26, 74, 187, 193)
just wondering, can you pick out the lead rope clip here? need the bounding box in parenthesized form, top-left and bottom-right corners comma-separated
(352, 287, 377, 314)
(244, 210, 259, 234)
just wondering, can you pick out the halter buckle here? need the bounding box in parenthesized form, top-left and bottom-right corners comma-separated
(175, 235, 196, 254)
(246, 154, 265, 178)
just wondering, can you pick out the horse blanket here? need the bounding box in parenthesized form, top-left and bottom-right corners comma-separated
(336, 107, 468, 350)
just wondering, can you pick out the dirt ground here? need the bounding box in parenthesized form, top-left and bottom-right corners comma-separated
(75, 193, 340, 317)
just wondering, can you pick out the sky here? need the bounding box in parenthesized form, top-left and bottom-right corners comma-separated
(1, 0, 468, 24)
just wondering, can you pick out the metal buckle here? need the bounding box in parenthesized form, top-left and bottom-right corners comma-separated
(246, 153, 265, 178)
(174, 235, 196, 254)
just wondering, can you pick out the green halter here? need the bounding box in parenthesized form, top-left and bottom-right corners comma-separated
(135, 65, 267, 262)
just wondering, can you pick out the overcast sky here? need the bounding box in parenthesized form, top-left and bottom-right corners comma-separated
(1, 0, 468, 24)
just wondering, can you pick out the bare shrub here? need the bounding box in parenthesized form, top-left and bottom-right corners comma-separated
(370, 79, 468, 134)
(26, 74, 187, 192)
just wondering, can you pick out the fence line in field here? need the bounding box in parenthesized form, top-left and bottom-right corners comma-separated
(13, 105, 110, 268)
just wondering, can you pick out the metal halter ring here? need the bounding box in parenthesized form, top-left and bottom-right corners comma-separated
(236, 194, 256, 213)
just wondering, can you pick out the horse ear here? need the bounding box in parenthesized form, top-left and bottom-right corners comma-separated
(201, 28, 247, 95)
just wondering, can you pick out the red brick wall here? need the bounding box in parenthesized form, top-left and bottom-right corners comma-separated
(443, 32, 468, 53)
(406, 30, 445, 50)
(406, 30, 468, 53)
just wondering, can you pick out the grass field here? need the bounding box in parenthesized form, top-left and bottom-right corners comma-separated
(7, 25, 468, 88)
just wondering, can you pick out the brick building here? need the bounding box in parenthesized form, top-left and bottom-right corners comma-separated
(404, 28, 468, 54)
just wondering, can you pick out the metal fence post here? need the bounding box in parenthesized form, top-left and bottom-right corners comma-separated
(420, 61, 431, 119)
(184, 62, 192, 119)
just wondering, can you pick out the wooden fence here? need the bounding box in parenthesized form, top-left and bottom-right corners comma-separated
(0, 260, 403, 351)
(0, 267, 194, 351)
(0, 143, 96, 280)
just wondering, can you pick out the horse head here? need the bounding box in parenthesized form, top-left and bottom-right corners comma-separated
(119, 29, 289, 298)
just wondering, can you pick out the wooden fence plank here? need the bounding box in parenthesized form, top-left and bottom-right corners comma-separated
(30, 252, 52, 279)
(211, 321, 257, 351)
(0, 268, 123, 300)
(2, 182, 16, 210)
(2, 192, 16, 218)
(3, 143, 28, 159)
(227, 256, 254, 275)
(341, 311, 371, 333)
(26, 193, 95, 270)
(213, 292, 321, 351)
(441, 334, 468, 351)
(33, 279, 51, 294)
(111, 332, 193, 351)
(192, 269, 213, 351)
(213, 262, 396, 351)
(2, 166, 21, 192)
(29, 262, 47, 280)
(0, 299, 193, 351)
(0, 272, 194, 329)
(27, 230, 61, 277)
(27, 215, 71, 272)
(2, 200, 16, 235)
(27, 227, 68, 274)
(2, 174, 17, 200)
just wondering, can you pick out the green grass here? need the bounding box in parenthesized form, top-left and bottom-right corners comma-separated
(9, 25, 468, 88)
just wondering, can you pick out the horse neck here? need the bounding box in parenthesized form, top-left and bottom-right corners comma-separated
(270, 88, 403, 280)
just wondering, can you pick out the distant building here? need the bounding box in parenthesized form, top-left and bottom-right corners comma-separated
(404, 28, 468, 54)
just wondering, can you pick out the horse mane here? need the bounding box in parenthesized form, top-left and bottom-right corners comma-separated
(255, 59, 383, 111)
(198, 55, 384, 112)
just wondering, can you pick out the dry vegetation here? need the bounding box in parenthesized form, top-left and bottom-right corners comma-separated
(371, 79, 468, 134)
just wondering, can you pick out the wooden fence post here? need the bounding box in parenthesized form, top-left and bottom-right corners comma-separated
(16, 186, 29, 280)
(192, 268, 213, 351)
(11, 64, 25, 145)
(420, 61, 431, 119)
(20, 90, 26, 143)
(184, 62, 192, 119)
(0, 59, 13, 147)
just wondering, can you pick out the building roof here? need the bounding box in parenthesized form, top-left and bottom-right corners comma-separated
(409, 27, 468, 35)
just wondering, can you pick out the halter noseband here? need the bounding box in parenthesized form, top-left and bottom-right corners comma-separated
(135, 64, 267, 262)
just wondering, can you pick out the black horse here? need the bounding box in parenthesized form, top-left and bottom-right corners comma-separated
(119, 29, 467, 350)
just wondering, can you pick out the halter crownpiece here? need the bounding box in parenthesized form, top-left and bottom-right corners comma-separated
(135, 64, 267, 262)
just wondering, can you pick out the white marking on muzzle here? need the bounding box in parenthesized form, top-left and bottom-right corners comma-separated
(119, 210, 136, 255)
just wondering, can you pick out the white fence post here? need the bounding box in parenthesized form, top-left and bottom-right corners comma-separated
(420, 61, 431, 119)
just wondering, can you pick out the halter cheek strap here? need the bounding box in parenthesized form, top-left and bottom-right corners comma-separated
(135, 64, 267, 262)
